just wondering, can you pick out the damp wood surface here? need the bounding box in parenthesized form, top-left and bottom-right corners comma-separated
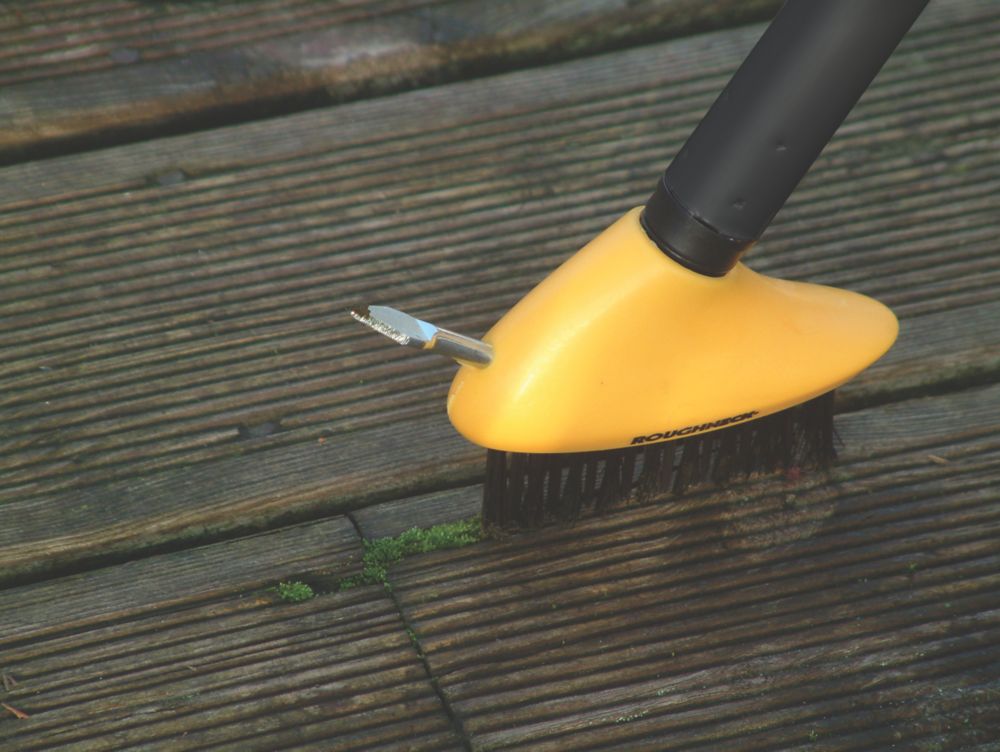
(1, 0, 999, 749)
(0, 0, 779, 163)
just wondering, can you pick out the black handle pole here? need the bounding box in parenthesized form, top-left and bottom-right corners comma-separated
(642, 0, 929, 277)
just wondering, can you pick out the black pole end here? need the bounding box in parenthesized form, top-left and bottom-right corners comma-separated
(641, 177, 752, 277)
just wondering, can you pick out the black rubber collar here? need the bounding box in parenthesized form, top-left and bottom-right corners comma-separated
(640, 178, 752, 277)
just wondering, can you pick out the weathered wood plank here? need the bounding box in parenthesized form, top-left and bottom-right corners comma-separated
(354, 486, 481, 540)
(0, 516, 359, 641)
(388, 383, 1000, 750)
(842, 298, 1000, 410)
(0, 0, 780, 162)
(0, 0, 997, 581)
(0, 410, 475, 585)
(0, 517, 463, 751)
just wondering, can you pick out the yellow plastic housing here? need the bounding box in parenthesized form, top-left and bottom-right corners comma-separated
(447, 208, 898, 453)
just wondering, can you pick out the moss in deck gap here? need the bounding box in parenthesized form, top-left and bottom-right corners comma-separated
(273, 580, 315, 602)
(339, 517, 482, 592)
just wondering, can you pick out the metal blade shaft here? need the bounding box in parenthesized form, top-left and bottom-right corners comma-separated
(351, 305, 493, 367)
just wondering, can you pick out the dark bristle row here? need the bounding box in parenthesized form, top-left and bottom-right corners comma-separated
(483, 392, 837, 530)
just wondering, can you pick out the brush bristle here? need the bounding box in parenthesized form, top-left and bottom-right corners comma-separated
(483, 392, 836, 530)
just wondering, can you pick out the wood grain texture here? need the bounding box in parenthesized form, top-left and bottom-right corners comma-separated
(0, 408, 474, 585)
(0, 0, 779, 160)
(0, 0, 997, 580)
(391, 383, 1000, 750)
(0, 517, 463, 751)
(0, 516, 360, 641)
(354, 486, 482, 540)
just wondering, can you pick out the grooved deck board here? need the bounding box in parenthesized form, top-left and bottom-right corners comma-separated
(0, 517, 463, 751)
(354, 486, 482, 540)
(0, 0, 779, 161)
(390, 383, 1000, 750)
(0, 0, 997, 579)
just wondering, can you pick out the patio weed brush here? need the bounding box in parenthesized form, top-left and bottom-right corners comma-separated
(354, 0, 928, 530)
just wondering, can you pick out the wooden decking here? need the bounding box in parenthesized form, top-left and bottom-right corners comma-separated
(2, 0, 998, 749)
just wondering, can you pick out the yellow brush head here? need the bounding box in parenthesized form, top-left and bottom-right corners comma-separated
(447, 208, 897, 453)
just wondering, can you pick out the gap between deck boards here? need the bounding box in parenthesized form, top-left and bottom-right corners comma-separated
(0, 515, 470, 751)
(0, 0, 781, 167)
(2, 375, 998, 597)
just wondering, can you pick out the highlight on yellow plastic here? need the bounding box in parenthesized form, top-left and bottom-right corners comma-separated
(447, 208, 898, 453)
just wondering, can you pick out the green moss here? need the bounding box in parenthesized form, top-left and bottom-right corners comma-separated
(405, 626, 425, 657)
(339, 517, 482, 590)
(273, 580, 315, 602)
(615, 709, 649, 724)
